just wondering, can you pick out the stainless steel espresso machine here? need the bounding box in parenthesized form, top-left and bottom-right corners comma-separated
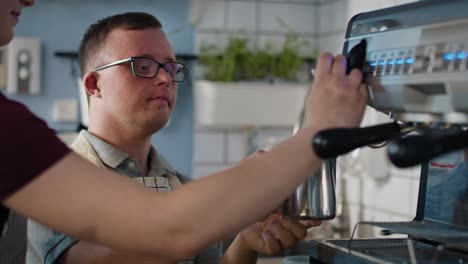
(301, 0, 468, 262)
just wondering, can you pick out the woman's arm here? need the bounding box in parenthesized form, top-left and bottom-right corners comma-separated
(3, 53, 366, 262)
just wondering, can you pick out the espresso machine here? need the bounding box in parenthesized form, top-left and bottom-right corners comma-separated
(290, 0, 468, 262)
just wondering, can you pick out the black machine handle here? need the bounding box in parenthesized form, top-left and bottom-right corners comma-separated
(346, 39, 367, 74)
(312, 122, 402, 159)
(388, 128, 468, 168)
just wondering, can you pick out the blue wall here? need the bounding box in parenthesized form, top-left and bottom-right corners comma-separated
(11, 0, 195, 175)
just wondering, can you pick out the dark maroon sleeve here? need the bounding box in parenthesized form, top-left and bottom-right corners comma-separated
(0, 93, 70, 200)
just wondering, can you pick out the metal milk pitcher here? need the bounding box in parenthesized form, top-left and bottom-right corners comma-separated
(281, 159, 336, 220)
(281, 109, 337, 220)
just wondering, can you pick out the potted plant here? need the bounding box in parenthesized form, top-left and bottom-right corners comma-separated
(194, 33, 316, 128)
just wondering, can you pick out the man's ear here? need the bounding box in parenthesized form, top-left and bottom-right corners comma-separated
(83, 72, 101, 98)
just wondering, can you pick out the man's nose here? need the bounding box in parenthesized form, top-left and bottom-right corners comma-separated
(155, 68, 173, 84)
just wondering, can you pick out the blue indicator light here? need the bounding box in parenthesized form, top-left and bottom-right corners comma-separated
(443, 53, 455, 61)
(387, 60, 394, 65)
(378, 60, 385, 66)
(405, 58, 414, 64)
(456, 52, 466, 60)
(370, 61, 377, 67)
(396, 58, 404, 65)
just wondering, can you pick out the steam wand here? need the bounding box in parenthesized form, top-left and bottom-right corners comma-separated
(388, 127, 468, 168)
(312, 122, 412, 159)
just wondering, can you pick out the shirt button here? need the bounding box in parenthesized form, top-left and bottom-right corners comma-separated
(128, 162, 136, 169)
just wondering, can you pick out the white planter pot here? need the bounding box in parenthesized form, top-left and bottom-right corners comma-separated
(193, 80, 309, 128)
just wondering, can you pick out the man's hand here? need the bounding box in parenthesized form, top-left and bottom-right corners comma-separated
(221, 211, 321, 264)
(235, 150, 322, 254)
(237, 211, 321, 255)
(302, 53, 367, 131)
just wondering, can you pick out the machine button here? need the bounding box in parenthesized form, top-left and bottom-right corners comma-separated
(394, 58, 404, 74)
(402, 57, 414, 74)
(385, 59, 394, 75)
(376, 60, 385, 75)
(412, 56, 428, 73)
(366, 61, 377, 75)
(432, 55, 446, 72)
(454, 51, 466, 70)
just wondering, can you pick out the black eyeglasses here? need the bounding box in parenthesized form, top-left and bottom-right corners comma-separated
(93, 56, 188, 82)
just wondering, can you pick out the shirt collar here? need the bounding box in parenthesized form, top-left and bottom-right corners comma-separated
(81, 130, 129, 169)
(148, 147, 177, 176)
(80, 130, 177, 176)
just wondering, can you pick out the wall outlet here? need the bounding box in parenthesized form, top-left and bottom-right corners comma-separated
(6, 37, 41, 95)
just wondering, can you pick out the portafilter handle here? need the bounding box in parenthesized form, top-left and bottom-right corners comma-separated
(388, 128, 468, 168)
(312, 122, 402, 159)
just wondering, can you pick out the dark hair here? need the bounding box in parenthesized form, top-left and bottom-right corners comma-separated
(78, 12, 162, 77)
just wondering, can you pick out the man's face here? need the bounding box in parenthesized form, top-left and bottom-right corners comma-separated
(0, 0, 34, 46)
(93, 28, 178, 135)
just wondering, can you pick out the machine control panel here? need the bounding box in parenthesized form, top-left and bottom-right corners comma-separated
(366, 42, 468, 77)
(344, 16, 468, 124)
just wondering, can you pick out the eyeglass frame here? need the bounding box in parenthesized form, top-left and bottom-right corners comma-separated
(92, 56, 188, 82)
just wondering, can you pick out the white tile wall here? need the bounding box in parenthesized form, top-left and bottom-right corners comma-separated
(226, 1, 257, 31)
(341, 176, 362, 205)
(318, 3, 330, 34)
(329, 0, 348, 32)
(194, 31, 228, 55)
(251, 127, 293, 151)
(193, 164, 232, 179)
(258, 2, 316, 34)
(347, 0, 418, 20)
(362, 175, 415, 216)
(194, 131, 225, 163)
(197, 0, 226, 30)
(258, 34, 316, 56)
(408, 177, 420, 216)
(316, 0, 347, 53)
(389, 164, 422, 180)
(317, 33, 344, 54)
(226, 131, 247, 163)
(340, 162, 420, 236)
(193, 127, 293, 178)
(347, 0, 380, 19)
(193, 0, 318, 54)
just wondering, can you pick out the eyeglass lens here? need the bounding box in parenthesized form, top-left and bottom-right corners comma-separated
(133, 58, 185, 81)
